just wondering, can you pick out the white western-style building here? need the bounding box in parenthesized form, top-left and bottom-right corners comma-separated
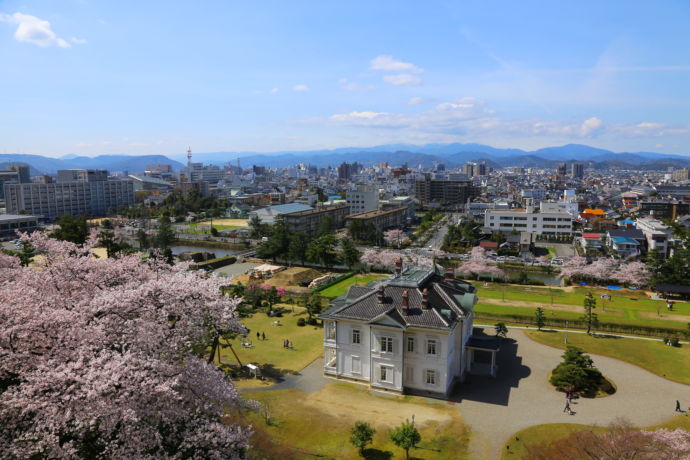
(320, 263, 498, 397)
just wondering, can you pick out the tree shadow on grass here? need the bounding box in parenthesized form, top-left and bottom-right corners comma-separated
(362, 448, 393, 460)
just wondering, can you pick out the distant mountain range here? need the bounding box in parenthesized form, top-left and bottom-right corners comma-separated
(1, 143, 689, 175)
(0, 154, 185, 176)
(174, 143, 690, 170)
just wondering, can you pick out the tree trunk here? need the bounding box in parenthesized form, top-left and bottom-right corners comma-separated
(226, 340, 243, 367)
(208, 335, 219, 364)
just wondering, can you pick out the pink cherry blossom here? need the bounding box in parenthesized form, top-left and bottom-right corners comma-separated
(0, 232, 252, 458)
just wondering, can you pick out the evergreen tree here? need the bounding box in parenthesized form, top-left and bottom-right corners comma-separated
(583, 292, 598, 335)
(535, 307, 546, 331)
(288, 232, 310, 266)
(340, 238, 361, 270)
(51, 215, 88, 245)
(156, 216, 176, 249)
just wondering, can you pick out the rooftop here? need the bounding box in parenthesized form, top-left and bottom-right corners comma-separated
(346, 206, 407, 219)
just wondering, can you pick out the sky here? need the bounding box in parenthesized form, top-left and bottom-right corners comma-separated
(1, 0, 690, 158)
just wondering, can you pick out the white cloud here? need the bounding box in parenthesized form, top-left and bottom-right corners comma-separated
(0, 12, 71, 48)
(370, 55, 423, 73)
(293, 84, 309, 92)
(579, 117, 604, 137)
(270, 87, 279, 94)
(407, 97, 425, 105)
(70, 36, 87, 45)
(383, 74, 422, 86)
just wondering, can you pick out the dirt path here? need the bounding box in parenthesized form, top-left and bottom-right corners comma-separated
(637, 311, 690, 323)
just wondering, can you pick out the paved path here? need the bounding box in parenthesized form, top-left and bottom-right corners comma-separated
(241, 330, 690, 460)
(459, 329, 690, 459)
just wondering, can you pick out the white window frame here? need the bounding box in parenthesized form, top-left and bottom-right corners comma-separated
(426, 339, 437, 356)
(325, 321, 336, 341)
(425, 369, 436, 386)
(381, 336, 393, 353)
(407, 336, 415, 353)
(352, 329, 361, 345)
(380, 365, 393, 383)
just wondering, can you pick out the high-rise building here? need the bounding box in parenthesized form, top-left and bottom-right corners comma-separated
(556, 163, 567, 176)
(414, 176, 478, 206)
(570, 163, 584, 179)
(672, 168, 689, 182)
(338, 162, 352, 180)
(57, 169, 108, 183)
(8, 165, 30, 183)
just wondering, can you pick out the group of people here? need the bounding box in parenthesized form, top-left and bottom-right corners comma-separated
(283, 339, 294, 349)
(563, 390, 576, 415)
(256, 331, 266, 341)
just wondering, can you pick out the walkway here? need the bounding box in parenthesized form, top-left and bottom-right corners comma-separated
(241, 330, 690, 460)
(458, 329, 690, 459)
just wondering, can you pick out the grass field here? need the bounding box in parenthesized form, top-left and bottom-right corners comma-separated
(475, 283, 690, 330)
(239, 383, 470, 460)
(320, 273, 389, 299)
(219, 306, 323, 384)
(502, 414, 690, 459)
(524, 330, 690, 385)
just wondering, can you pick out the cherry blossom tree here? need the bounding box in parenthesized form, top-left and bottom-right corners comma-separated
(558, 256, 589, 280)
(360, 248, 434, 270)
(0, 232, 253, 459)
(456, 247, 505, 280)
(612, 261, 651, 287)
(383, 229, 408, 248)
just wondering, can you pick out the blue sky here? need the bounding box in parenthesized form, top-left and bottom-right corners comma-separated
(2, 0, 690, 157)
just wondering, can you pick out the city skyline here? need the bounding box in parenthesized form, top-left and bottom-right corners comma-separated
(2, 1, 690, 157)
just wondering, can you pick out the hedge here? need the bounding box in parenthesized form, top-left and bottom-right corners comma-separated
(193, 255, 237, 271)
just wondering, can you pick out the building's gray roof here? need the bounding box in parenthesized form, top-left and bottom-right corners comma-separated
(321, 267, 477, 331)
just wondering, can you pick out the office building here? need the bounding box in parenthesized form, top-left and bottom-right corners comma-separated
(0, 214, 39, 240)
(570, 163, 584, 179)
(484, 202, 573, 235)
(281, 204, 350, 236)
(4, 171, 134, 219)
(346, 184, 379, 215)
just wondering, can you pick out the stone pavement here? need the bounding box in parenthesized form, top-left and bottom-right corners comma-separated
(242, 330, 690, 460)
(458, 329, 690, 459)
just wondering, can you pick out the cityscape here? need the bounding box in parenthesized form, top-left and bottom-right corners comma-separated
(1, 2, 690, 460)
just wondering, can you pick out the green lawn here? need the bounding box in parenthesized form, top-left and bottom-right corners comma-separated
(502, 414, 690, 459)
(219, 306, 323, 379)
(320, 273, 389, 298)
(525, 330, 690, 385)
(239, 383, 470, 460)
(475, 283, 690, 331)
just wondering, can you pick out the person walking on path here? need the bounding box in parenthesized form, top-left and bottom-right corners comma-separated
(676, 400, 683, 412)
(564, 401, 571, 414)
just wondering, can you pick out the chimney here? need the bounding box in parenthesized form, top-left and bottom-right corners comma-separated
(445, 269, 454, 280)
(402, 289, 409, 314)
(422, 288, 429, 309)
(395, 257, 403, 275)
(377, 285, 385, 303)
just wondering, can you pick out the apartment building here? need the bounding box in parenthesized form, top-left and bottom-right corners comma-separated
(414, 177, 478, 206)
(635, 217, 674, 257)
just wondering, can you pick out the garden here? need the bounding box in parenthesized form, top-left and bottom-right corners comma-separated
(319, 273, 390, 299)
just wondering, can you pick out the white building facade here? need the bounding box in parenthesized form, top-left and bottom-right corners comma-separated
(321, 265, 495, 397)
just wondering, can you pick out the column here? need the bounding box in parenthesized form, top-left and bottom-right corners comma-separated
(490, 351, 496, 377)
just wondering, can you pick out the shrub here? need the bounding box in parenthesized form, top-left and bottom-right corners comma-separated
(297, 318, 306, 327)
(307, 317, 318, 326)
(549, 346, 603, 394)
